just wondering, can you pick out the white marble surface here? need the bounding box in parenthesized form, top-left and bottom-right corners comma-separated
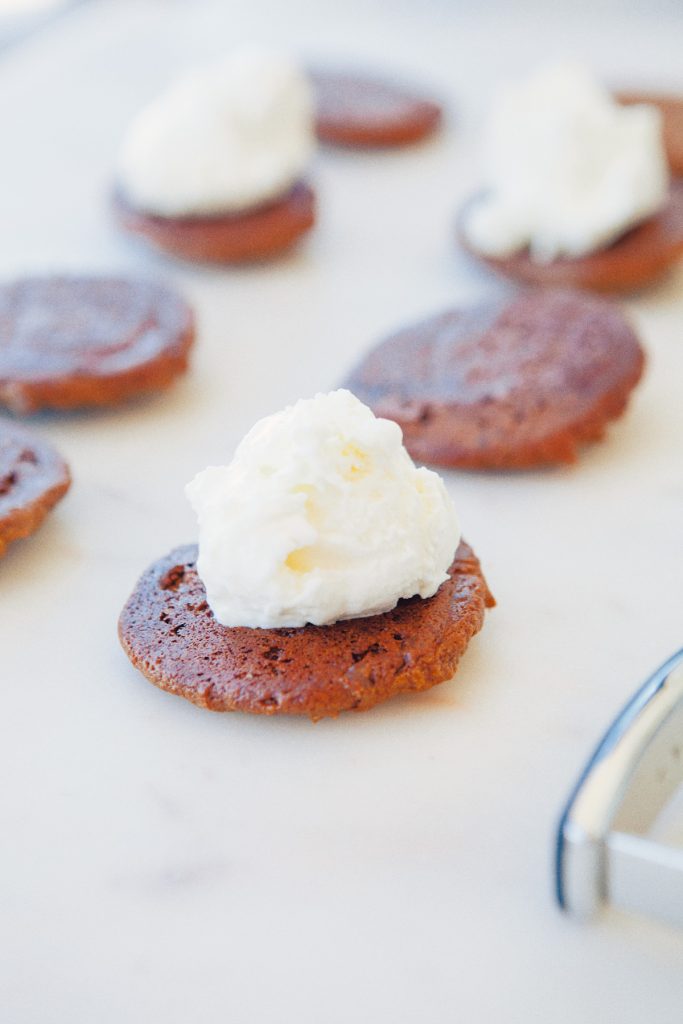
(1, 1, 682, 1021)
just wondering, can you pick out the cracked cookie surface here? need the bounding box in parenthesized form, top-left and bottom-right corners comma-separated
(118, 541, 493, 720)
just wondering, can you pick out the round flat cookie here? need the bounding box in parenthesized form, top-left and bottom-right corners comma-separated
(345, 289, 645, 470)
(0, 276, 194, 414)
(0, 421, 70, 557)
(310, 69, 442, 147)
(113, 181, 315, 264)
(616, 92, 683, 176)
(119, 541, 493, 720)
(457, 181, 683, 293)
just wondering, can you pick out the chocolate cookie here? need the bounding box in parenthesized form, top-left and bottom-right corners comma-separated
(345, 289, 645, 470)
(0, 276, 194, 414)
(0, 421, 70, 556)
(118, 541, 493, 720)
(616, 92, 683, 176)
(457, 181, 683, 293)
(113, 181, 315, 264)
(310, 70, 442, 147)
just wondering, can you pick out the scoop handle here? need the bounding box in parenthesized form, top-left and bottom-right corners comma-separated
(556, 648, 683, 924)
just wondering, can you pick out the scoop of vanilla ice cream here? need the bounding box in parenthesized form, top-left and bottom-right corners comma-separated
(118, 47, 315, 216)
(185, 390, 461, 628)
(463, 62, 669, 262)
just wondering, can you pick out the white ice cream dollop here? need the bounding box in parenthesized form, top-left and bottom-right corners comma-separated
(463, 62, 669, 262)
(186, 390, 461, 628)
(118, 47, 315, 217)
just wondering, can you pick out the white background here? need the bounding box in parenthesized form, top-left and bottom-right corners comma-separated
(0, 1, 682, 1021)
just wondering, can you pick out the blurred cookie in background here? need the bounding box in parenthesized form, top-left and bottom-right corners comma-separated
(310, 68, 442, 147)
(0, 276, 194, 413)
(345, 289, 645, 470)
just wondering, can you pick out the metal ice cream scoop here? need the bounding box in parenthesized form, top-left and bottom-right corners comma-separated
(556, 648, 683, 928)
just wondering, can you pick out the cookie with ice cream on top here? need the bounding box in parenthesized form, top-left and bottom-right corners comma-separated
(457, 63, 683, 293)
(118, 391, 493, 719)
(113, 47, 316, 263)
